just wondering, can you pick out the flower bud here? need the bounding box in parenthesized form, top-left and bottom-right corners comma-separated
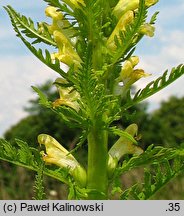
(45, 6, 64, 20)
(38, 134, 87, 187)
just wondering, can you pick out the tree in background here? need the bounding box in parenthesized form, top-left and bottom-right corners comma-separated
(141, 96, 184, 148)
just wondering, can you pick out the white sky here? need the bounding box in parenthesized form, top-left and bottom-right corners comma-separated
(0, 0, 184, 136)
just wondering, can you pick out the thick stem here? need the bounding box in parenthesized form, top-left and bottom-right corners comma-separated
(87, 127, 108, 199)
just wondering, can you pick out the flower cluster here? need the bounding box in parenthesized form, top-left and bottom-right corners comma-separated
(107, 0, 156, 52)
(105, 0, 156, 93)
(45, 6, 82, 69)
(38, 0, 156, 186)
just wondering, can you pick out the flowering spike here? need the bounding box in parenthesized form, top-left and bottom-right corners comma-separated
(38, 134, 86, 187)
(44, 6, 81, 68)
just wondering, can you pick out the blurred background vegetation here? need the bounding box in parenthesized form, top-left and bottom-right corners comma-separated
(0, 81, 184, 199)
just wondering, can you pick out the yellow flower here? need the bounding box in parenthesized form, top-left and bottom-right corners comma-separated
(139, 23, 155, 37)
(108, 124, 143, 177)
(113, 0, 158, 18)
(45, 6, 81, 68)
(52, 30, 82, 68)
(45, 6, 63, 21)
(45, 6, 75, 38)
(38, 134, 87, 187)
(63, 0, 85, 10)
(52, 78, 80, 111)
(109, 124, 143, 159)
(145, 0, 159, 7)
(119, 56, 150, 86)
(107, 11, 134, 51)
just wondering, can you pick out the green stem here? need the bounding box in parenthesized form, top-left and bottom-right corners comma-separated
(87, 126, 108, 199)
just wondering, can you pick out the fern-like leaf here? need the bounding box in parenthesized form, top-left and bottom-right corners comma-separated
(123, 64, 184, 110)
(4, 6, 67, 78)
(116, 145, 177, 177)
(108, 126, 137, 144)
(150, 11, 159, 25)
(116, 145, 184, 200)
(121, 156, 184, 200)
(0, 138, 70, 185)
(32, 86, 51, 107)
(16, 139, 35, 165)
(52, 106, 87, 128)
(5, 6, 56, 46)
(0, 138, 17, 160)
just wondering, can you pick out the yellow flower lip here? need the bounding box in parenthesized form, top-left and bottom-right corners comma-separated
(52, 78, 80, 111)
(38, 134, 76, 167)
(119, 56, 151, 86)
(38, 134, 87, 187)
(45, 6, 64, 20)
(140, 23, 155, 37)
(45, 6, 77, 41)
(52, 30, 82, 68)
(44, 6, 82, 68)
